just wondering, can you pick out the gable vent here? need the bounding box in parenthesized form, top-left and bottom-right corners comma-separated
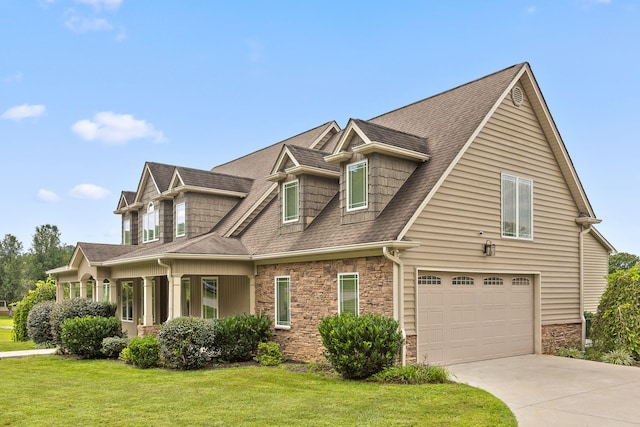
(511, 86, 524, 107)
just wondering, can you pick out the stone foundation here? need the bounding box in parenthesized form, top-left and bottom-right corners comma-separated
(256, 256, 394, 363)
(542, 323, 582, 354)
(405, 334, 417, 364)
(137, 324, 160, 338)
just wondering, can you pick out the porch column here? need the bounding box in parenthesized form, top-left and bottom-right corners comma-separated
(79, 279, 87, 299)
(95, 280, 103, 303)
(56, 281, 65, 303)
(142, 277, 154, 326)
(69, 282, 76, 299)
(109, 281, 118, 305)
(168, 274, 183, 319)
(248, 275, 256, 315)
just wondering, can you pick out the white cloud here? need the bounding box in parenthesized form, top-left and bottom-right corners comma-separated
(71, 111, 166, 144)
(1, 104, 46, 121)
(65, 15, 112, 33)
(74, 0, 123, 11)
(37, 189, 60, 202)
(69, 184, 111, 200)
(3, 72, 23, 83)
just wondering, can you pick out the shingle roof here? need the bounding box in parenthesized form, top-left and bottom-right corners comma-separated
(350, 119, 429, 155)
(146, 162, 175, 193)
(76, 242, 139, 263)
(285, 145, 340, 172)
(174, 166, 253, 194)
(122, 191, 136, 205)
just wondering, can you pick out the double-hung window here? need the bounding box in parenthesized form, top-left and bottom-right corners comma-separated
(121, 281, 133, 322)
(338, 273, 359, 315)
(347, 160, 368, 211)
(502, 174, 533, 239)
(282, 181, 299, 223)
(143, 202, 160, 243)
(275, 276, 290, 327)
(176, 203, 186, 237)
(202, 277, 218, 319)
(123, 219, 131, 245)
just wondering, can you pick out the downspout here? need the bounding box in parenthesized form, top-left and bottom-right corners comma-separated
(576, 216, 601, 351)
(383, 247, 405, 366)
(157, 259, 172, 319)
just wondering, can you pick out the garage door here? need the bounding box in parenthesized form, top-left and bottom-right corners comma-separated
(417, 272, 533, 365)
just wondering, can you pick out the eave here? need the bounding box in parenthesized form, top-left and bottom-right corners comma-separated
(352, 141, 430, 162)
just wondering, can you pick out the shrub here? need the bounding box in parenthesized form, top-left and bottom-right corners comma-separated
(60, 316, 122, 358)
(158, 317, 216, 370)
(591, 265, 640, 360)
(558, 347, 584, 359)
(102, 336, 130, 358)
(213, 313, 272, 362)
(600, 348, 635, 366)
(126, 336, 160, 369)
(120, 347, 131, 364)
(369, 364, 450, 384)
(12, 279, 56, 341)
(27, 300, 56, 346)
(318, 313, 404, 380)
(254, 341, 284, 366)
(50, 298, 118, 345)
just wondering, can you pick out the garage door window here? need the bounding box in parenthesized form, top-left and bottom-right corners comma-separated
(484, 277, 504, 286)
(452, 276, 474, 285)
(512, 277, 531, 286)
(418, 274, 441, 285)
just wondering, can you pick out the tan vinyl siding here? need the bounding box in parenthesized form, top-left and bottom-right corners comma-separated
(583, 231, 609, 313)
(402, 83, 582, 334)
(219, 276, 250, 317)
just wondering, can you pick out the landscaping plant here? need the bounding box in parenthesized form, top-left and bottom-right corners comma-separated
(26, 300, 56, 346)
(213, 313, 272, 362)
(59, 315, 122, 358)
(50, 298, 117, 345)
(101, 336, 130, 358)
(157, 317, 216, 370)
(125, 335, 160, 368)
(318, 312, 404, 379)
(11, 278, 56, 341)
(254, 341, 284, 366)
(369, 363, 450, 384)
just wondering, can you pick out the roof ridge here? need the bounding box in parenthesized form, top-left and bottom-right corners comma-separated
(176, 166, 254, 182)
(353, 118, 428, 140)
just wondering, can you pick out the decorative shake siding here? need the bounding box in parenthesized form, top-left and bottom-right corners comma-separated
(369, 153, 418, 216)
(299, 175, 339, 227)
(402, 81, 583, 336)
(583, 231, 609, 313)
(255, 256, 394, 362)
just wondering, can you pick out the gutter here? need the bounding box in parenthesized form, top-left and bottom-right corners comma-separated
(383, 246, 406, 366)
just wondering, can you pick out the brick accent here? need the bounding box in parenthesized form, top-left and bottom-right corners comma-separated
(542, 323, 582, 354)
(137, 324, 160, 338)
(405, 334, 417, 363)
(256, 256, 394, 362)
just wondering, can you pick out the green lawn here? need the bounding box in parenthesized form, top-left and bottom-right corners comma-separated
(0, 315, 13, 327)
(0, 357, 516, 426)
(0, 316, 37, 352)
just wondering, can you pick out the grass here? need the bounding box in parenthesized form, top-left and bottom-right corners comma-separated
(0, 357, 517, 426)
(0, 316, 36, 352)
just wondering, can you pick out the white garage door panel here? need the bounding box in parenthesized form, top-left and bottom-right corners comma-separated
(417, 272, 534, 365)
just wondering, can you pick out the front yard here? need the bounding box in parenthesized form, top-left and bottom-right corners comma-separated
(0, 316, 36, 352)
(0, 356, 516, 426)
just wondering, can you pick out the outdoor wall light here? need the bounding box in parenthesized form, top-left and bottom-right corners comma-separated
(483, 240, 496, 256)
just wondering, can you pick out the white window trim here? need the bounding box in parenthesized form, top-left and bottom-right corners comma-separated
(346, 160, 368, 212)
(338, 272, 359, 315)
(176, 202, 186, 237)
(201, 277, 219, 320)
(275, 276, 291, 329)
(123, 219, 131, 245)
(501, 173, 534, 240)
(143, 202, 160, 243)
(282, 180, 299, 224)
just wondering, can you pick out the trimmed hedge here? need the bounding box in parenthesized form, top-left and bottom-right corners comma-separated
(126, 336, 160, 369)
(12, 279, 56, 342)
(50, 298, 117, 346)
(60, 316, 122, 358)
(213, 313, 272, 362)
(318, 312, 404, 379)
(158, 317, 216, 370)
(27, 300, 56, 346)
(102, 336, 130, 358)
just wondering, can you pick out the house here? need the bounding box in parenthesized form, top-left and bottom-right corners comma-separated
(48, 62, 615, 365)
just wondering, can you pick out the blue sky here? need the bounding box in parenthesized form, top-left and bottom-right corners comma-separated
(1, 0, 638, 256)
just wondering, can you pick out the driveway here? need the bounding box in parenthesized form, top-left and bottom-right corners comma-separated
(448, 354, 640, 426)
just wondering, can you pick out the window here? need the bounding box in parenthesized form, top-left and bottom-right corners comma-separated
(339, 273, 359, 314)
(143, 202, 160, 243)
(452, 276, 474, 285)
(176, 203, 186, 237)
(418, 275, 442, 285)
(123, 219, 131, 245)
(483, 277, 504, 286)
(202, 277, 218, 319)
(86, 281, 93, 300)
(121, 281, 133, 322)
(347, 160, 367, 211)
(102, 281, 110, 303)
(502, 174, 533, 239)
(282, 181, 299, 223)
(275, 276, 290, 327)
(512, 277, 531, 286)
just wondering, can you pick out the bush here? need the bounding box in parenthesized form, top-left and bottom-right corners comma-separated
(558, 347, 583, 359)
(318, 313, 404, 380)
(591, 265, 640, 360)
(60, 316, 122, 358)
(600, 348, 635, 366)
(12, 279, 56, 341)
(102, 336, 130, 358)
(158, 317, 216, 370)
(27, 300, 56, 346)
(213, 313, 272, 362)
(126, 336, 160, 369)
(254, 341, 284, 366)
(50, 298, 117, 346)
(369, 364, 450, 384)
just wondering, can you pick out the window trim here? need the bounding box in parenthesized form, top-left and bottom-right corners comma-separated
(142, 202, 160, 243)
(123, 219, 131, 245)
(176, 202, 186, 237)
(346, 160, 368, 211)
(282, 180, 299, 224)
(201, 277, 219, 320)
(501, 173, 533, 240)
(121, 281, 134, 322)
(275, 276, 291, 329)
(338, 273, 359, 315)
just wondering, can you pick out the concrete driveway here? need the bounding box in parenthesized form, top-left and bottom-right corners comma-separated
(448, 354, 640, 426)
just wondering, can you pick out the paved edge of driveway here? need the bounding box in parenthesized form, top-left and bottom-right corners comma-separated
(0, 348, 57, 359)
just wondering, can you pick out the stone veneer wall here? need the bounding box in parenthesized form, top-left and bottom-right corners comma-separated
(137, 324, 160, 338)
(541, 323, 582, 354)
(405, 334, 417, 363)
(256, 256, 394, 363)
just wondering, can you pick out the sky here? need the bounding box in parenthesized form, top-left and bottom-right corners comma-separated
(1, 0, 639, 256)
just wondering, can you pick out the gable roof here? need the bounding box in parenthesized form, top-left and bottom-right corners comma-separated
(167, 166, 253, 197)
(267, 144, 340, 181)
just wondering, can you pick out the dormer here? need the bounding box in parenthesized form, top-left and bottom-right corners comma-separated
(114, 191, 139, 245)
(267, 144, 340, 233)
(324, 119, 430, 224)
(163, 167, 253, 239)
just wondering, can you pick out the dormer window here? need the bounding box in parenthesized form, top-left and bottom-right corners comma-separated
(282, 180, 299, 223)
(143, 202, 159, 243)
(123, 219, 131, 245)
(176, 202, 186, 237)
(347, 160, 368, 211)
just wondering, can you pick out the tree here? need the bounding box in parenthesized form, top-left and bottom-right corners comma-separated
(0, 234, 26, 304)
(26, 224, 71, 283)
(609, 252, 640, 274)
(12, 278, 56, 341)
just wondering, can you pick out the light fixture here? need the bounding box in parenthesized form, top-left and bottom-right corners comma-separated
(483, 240, 496, 256)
